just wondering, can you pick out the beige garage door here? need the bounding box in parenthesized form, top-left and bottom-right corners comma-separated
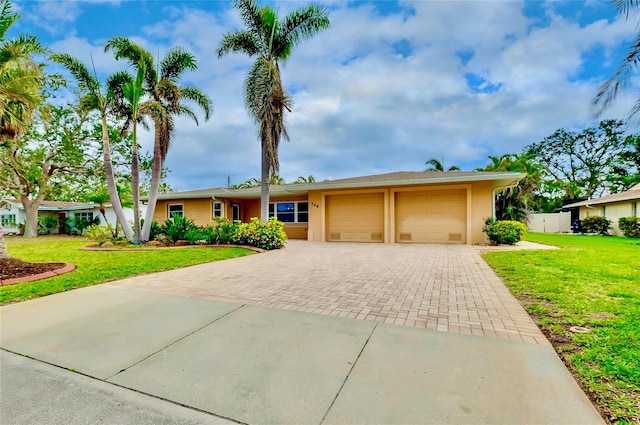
(326, 193, 384, 242)
(396, 189, 466, 243)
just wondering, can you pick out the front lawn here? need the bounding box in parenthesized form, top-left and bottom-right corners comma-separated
(0, 236, 252, 305)
(483, 233, 639, 424)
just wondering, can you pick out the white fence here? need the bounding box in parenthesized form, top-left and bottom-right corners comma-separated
(528, 212, 572, 233)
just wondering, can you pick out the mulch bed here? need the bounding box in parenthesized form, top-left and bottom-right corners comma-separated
(0, 258, 66, 280)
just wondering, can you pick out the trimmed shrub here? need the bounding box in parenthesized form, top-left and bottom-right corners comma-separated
(232, 217, 287, 250)
(580, 216, 612, 235)
(203, 218, 240, 244)
(618, 216, 640, 238)
(483, 218, 527, 245)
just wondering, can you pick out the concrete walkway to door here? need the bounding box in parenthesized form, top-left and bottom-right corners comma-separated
(110, 240, 549, 345)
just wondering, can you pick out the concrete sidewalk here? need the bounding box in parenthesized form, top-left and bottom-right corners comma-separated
(1, 285, 603, 424)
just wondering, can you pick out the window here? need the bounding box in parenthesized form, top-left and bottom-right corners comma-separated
(168, 204, 183, 217)
(268, 201, 308, 223)
(213, 202, 224, 218)
(76, 212, 93, 222)
(1, 214, 16, 226)
(634, 202, 638, 217)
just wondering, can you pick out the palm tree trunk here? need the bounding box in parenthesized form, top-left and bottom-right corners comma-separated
(131, 124, 141, 244)
(141, 127, 162, 241)
(260, 142, 270, 222)
(101, 115, 134, 240)
(0, 223, 10, 259)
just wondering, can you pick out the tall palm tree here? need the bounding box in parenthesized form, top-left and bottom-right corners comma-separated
(218, 0, 330, 221)
(104, 37, 212, 241)
(593, 1, 640, 117)
(425, 158, 460, 171)
(51, 53, 135, 240)
(0, 0, 44, 257)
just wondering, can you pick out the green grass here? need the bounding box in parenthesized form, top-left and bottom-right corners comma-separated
(483, 233, 640, 424)
(1, 236, 253, 305)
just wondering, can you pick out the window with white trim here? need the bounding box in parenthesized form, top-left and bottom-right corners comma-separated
(213, 201, 224, 218)
(1, 214, 16, 226)
(634, 202, 638, 217)
(268, 201, 308, 223)
(168, 203, 183, 217)
(76, 212, 94, 222)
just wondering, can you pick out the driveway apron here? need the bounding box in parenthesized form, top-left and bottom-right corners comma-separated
(0, 241, 603, 424)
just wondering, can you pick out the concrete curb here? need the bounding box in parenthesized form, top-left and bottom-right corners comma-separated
(79, 244, 266, 253)
(0, 263, 76, 287)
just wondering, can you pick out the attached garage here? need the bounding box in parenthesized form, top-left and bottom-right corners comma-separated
(326, 193, 384, 242)
(395, 189, 467, 244)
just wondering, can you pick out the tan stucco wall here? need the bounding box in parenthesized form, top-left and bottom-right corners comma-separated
(307, 181, 494, 244)
(153, 199, 215, 226)
(580, 201, 637, 236)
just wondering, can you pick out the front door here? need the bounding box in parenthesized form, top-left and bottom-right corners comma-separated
(231, 202, 241, 222)
(58, 213, 66, 234)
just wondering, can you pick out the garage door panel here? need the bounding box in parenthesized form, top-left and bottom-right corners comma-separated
(396, 189, 466, 244)
(327, 194, 384, 242)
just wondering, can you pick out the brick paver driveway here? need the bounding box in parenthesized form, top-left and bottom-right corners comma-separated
(110, 240, 549, 345)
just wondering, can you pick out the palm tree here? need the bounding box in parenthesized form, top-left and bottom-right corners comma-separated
(593, 1, 640, 117)
(51, 53, 135, 240)
(294, 175, 316, 183)
(0, 0, 44, 257)
(218, 0, 330, 221)
(425, 158, 460, 171)
(104, 37, 212, 241)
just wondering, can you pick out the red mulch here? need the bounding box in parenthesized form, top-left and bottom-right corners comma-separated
(0, 258, 65, 280)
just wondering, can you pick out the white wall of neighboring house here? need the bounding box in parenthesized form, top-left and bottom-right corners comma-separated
(0, 202, 25, 235)
(1, 200, 146, 235)
(528, 212, 572, 233)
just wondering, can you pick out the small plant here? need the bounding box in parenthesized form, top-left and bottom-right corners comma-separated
(38, 214, 59, 235)
(482, 218, 527, 245)
(580, 216, 612, 235)
(184, 228, 208, 244)
(86, 224, 116, 245)
(618, 216, 640, 238)
(163, 214, 197, 243)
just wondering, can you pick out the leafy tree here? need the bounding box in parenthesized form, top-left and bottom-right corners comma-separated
(0, 0, 45, 255)
(218, 0, 330, 221)
(424, 158, 460, 171)
(607, 134, 640, 192)
(526, 120, 627, 200)
(0, 104, 99, 237)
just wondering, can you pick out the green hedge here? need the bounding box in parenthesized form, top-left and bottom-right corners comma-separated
(482, 218, 527, 245)
(580, 216, 612, 235)
(618, 216, 640, 238)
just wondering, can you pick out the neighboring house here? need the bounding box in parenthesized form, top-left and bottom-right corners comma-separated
(147, 171, 524, 245)
(565, 183, 640, 236)
(0, 199, 144, 235)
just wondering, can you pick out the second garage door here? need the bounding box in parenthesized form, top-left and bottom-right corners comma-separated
(326, 193, 384, 242)
(395, 189, 466, 243)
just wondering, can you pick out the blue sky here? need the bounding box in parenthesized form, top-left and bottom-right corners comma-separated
(12, 0, 640, 190)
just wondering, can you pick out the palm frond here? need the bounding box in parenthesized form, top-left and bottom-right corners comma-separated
(160, 47, 197, 80)
(277, 4, 330, 59)
(50, 53, 100, 95)
(180, 86, 212, 120)
(217, 31, 260, 57)
(232, 0, 263, 41)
